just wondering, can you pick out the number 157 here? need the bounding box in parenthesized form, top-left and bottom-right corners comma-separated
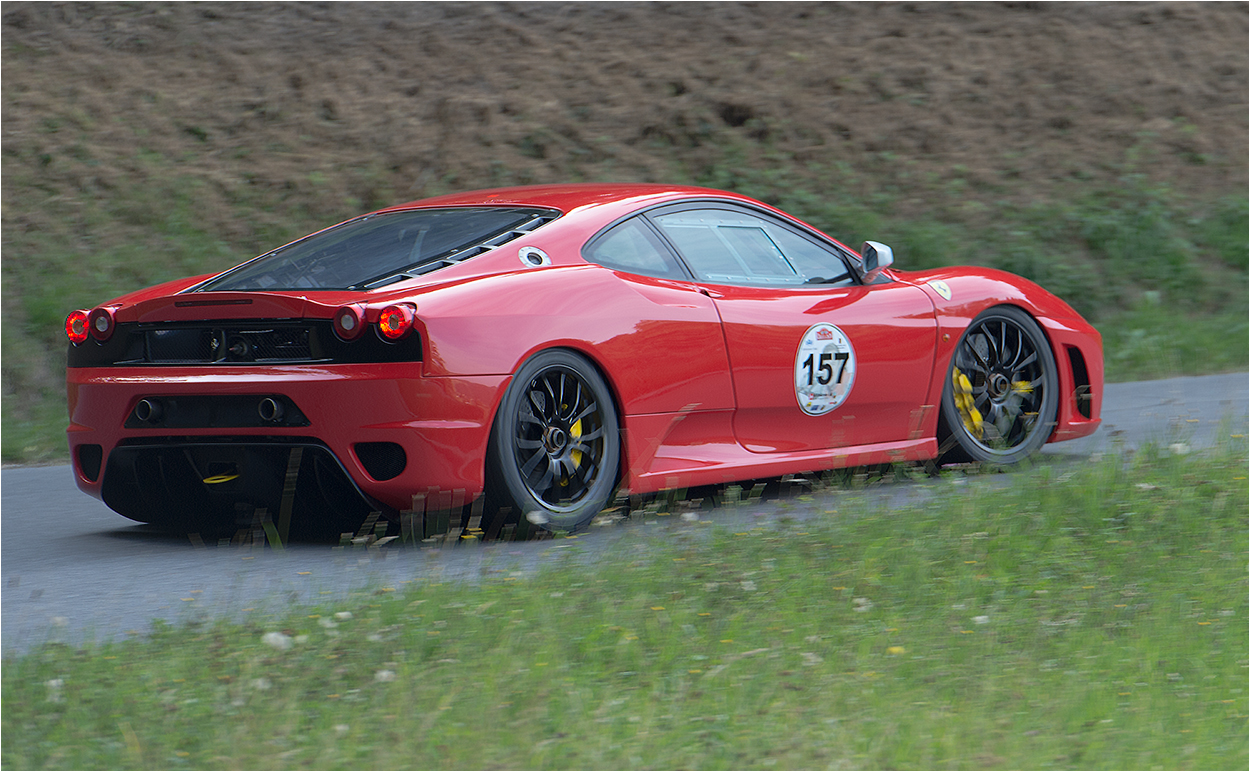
(803, 352, 849, 386)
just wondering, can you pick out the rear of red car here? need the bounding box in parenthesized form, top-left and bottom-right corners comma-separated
(63, 202, 570, 533)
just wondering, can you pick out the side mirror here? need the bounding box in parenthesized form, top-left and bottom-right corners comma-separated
(859, 241, 894, 284)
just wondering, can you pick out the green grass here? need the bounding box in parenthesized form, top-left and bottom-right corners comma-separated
(4, 444, 1246, 769)
(1101, 302, 1250, 383)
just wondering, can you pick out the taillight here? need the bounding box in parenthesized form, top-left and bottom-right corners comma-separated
(66, 310, 90, 345)
(88, 307, 116, 342)
(377, 303, 416, 341)
(333, 304, 367, 341)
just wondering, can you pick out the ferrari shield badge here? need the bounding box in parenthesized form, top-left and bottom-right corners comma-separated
(928, 279, 952, 300)
(795, 323, 856, 416)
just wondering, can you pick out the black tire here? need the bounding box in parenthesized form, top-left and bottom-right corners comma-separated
(939, 306, 1058, 465)
(484, 350, 620, 533)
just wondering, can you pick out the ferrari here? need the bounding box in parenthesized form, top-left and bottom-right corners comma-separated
(65, 184, 1102, 535)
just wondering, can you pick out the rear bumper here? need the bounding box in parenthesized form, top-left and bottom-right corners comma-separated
(67, 363, 507, 522)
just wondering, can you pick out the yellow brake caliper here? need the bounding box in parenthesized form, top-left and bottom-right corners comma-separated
(570, 416, 583, 468)
(952, 367, 984, 439)
(561, 402, 583, 487)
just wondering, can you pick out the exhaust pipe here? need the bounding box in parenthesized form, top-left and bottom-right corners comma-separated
(135, 398, 163, 423)
(258, 397, 285, 423)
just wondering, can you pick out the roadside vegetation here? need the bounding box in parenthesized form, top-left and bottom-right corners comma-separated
(2, 154, 1245, 464)
(3, 443, 1246, 769)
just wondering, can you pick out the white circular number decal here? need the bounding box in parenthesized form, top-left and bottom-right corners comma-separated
(795, 323, 856, 416)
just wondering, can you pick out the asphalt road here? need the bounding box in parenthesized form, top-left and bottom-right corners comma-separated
(3, 372, 1245, 654)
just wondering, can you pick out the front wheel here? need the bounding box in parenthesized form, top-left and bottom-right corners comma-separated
(484, 350, 620, 533)
(939, 306, 1058, 465)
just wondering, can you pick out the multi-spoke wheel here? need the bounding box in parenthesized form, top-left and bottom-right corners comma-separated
(939, 306, 1058, 465)
(485, 350, 620, 533)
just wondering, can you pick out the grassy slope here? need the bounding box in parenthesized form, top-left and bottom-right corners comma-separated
(3, 445, 1246, 769)
(2, 3, 1247, 463)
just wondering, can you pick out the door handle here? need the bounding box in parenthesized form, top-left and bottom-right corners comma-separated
(699, 288, 724, 299)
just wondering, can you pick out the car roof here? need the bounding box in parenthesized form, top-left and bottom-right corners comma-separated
(375, 183, 756, 216)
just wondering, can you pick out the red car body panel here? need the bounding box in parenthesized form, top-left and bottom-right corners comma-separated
(65, 184, 1103, 522)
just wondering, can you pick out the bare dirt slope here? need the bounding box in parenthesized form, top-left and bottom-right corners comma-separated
(3, 2, 1246, 238)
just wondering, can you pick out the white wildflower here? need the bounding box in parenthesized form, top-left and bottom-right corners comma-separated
(45, 679, 64, 703)
(375, 669, 397, 683)
(334, 611, 353, 621)
(740, 580, 757, 592)
(973, 615, 990, 625)
(262, 632, 293, 651)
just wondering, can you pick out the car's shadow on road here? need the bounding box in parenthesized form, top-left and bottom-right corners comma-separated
(95, 521, 354, 549)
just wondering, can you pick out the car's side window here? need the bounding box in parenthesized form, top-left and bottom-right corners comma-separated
(768, 227, 855, 286)
(582, 217, 687, 279)
(650, 208, 854, 288)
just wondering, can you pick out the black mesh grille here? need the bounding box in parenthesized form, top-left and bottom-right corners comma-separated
(146, 326, 313, 363)
(147, 328, 217, 362)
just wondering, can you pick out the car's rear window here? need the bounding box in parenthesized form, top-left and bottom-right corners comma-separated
(194, 207, 557, 291)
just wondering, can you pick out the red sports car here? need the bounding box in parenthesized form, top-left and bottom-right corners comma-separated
(65, 184, 1102, 535)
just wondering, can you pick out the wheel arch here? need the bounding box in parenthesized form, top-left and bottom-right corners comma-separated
(482, 342, 630, 496)
(935, 302, 1065, 463)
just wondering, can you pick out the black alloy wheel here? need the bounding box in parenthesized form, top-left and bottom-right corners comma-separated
(485, 349, 619, 533)
(940, 305, 1059, 465)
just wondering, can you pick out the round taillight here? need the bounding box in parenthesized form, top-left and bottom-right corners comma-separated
(66, 310, 90, 345)
(377, 303, 416, 341)
(88, 307, 116, 341)
(333, 304, 367, 341)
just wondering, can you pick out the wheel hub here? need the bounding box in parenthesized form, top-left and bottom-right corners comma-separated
(543, 426, 568, 454)
(987, 372, 1011, 401)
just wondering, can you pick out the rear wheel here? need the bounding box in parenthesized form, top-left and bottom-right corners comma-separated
(484, 350, 620, 533)
(939, 306, 1058, 465)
